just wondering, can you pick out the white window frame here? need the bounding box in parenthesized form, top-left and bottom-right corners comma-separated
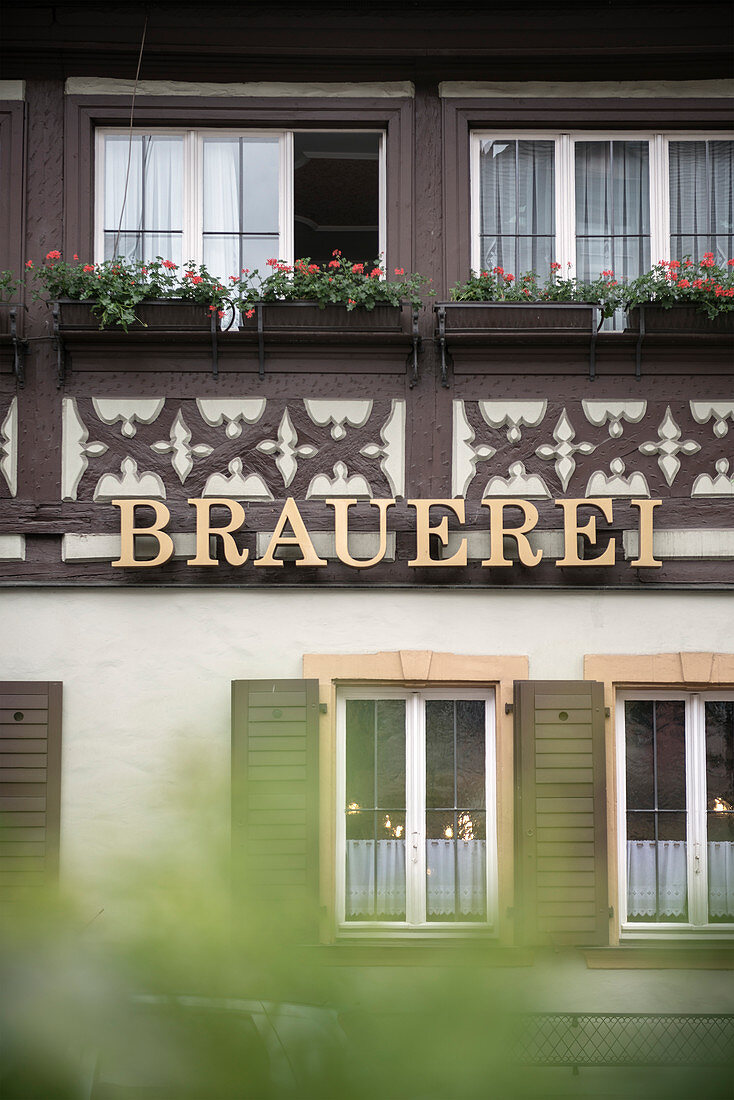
(95, 127, 386, 268)
(470, 130, 734, 276)
(335, 685, 498, 937)
(616, 689, 734, 940)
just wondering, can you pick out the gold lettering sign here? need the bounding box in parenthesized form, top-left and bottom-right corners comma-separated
(108, 496, 664, 571)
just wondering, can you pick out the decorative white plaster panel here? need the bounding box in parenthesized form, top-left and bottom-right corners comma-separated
(0, 397, 18, 497)
(483, 461, 550, 498)
(304, 399, 373, 440)
(202, 459, 273, 500)
(0, 534, 25, 561)
(93, 457, 167, 502)
(360, 399, 406, 497)
(639, 406, 701, 487)
(92, 398, 165, 438)
(586, 459, 650, 497)
(62, 397, 109, 502)
(307, 462, 373, 498)
(196, 398, 267, 438)
(151, 410, 213, 483)
(257, 409, 318, 488)
(536, 410, 595, 492)
(582, 399, 647, 438)
(691, 459, 734, 497)
(452, 400, 496, 497)
(479, 399, 547, 444)
(690, 401, 734, 439)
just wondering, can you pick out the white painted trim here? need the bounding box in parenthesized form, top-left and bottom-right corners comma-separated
(335, 686, 497, 935)
(66, 78, 415, 98)
(624, 529, 734, 560)
(440, 80, 734, 99)
(0, 535, 25, 561)
(62, 532, 210, 562)
(0, 81, 25, 101)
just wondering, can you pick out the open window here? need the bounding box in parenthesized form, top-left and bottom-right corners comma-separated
(96, 128, 385, 277)
(336, 687, 498, 933)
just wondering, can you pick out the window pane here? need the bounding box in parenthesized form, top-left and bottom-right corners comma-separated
(202, 136, 280, 282)
(575, 140, 650, 282)
(624, 699, 687, 922)
(705, 701, 734, 922)
(425, 700, 487, 922)
(426, 811, 486, 922)
(294, 132, 380, 265)
(670, 140, 734, 263)
(479, 139, 555, 275)
(345, 699, 405, 921)
(104, 135, 183, 264)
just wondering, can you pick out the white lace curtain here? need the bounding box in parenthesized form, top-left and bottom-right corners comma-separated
(627, 840, 734, 920)
(345, 839, 486, 920)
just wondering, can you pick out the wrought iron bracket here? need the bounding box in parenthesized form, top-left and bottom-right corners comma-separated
(436, 306, 452, 387)
(52, 301, 66, 387)
(10, 307, 28, 387)
(407, 307, 421, 387)
(635, 303, 645, 379)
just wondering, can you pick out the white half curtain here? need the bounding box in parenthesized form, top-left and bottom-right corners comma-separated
(479, 139, 555, 273)
(104, 135, 183, 265)
(669, 140, 734, 264)
(426, 839, 487, 919)
(627, 840, 687, 919)
(708, 842, 734, 919)
(346, 839, 405, 918)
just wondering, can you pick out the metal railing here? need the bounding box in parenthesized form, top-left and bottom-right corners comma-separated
(511, 1013, 734, 1069)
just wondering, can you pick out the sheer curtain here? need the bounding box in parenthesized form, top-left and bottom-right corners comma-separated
(202, 136, 280, 283)
(346, 839, 405, 918)
(575, 140, 650, 282)
(104, 134, 183, 264)
(627, 840, 687, 919)
(426, 839, 486, 919)
(479, 139, 555, 273)
(669, 139, 734, 264)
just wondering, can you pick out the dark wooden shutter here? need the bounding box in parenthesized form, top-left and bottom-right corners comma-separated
(231, 678, 320, 940)
(0, 681, 62, 906)
(514, 680, 608, 946)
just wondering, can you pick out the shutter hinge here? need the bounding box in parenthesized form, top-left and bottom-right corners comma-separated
(505, 703, 514, 714)
(319, 702, 328, 715)
(605, 707, 611, 718)
(608, 906, 614, 919)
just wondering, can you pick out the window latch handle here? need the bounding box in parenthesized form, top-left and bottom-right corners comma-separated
(694, 842, 702, 874)
(412, 831, 420, 863)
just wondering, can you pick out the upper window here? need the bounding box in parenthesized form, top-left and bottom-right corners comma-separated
(617, 691, 734, 936)
(97, 129, 384, 277)
(336, 688, 497, 933)
(472, 133, 734, 283)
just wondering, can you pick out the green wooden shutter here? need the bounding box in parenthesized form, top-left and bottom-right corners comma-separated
(514, 680, 608, 946)
(0, 681, 62, 906)
(231, 678, 320, 940)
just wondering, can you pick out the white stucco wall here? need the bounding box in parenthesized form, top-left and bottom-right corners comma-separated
(4, 586, 734, 883)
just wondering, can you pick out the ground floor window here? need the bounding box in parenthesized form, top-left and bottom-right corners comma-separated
(336, 688, 497, 932)
(618, 691, 734, 932)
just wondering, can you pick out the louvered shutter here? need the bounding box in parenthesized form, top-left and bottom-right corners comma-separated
(231, 679, 320, 940)
(514, 680, 608, 946)
(0, 682, 62, 905)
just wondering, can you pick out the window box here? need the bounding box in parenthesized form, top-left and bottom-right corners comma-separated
(625, 304, 734, 335)
(52, 298, 220, 333)
(434, 301, 602, 384)
(51, 299, 222, 383)
(0, 303, 24, 381)
(237, 301, 418, 381)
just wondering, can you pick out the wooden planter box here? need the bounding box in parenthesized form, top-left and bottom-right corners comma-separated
(54, 298, 218, 332)
(436, 301, 600, 334)
(626, 304, 734, 335)
(239, 300, 404, 334)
